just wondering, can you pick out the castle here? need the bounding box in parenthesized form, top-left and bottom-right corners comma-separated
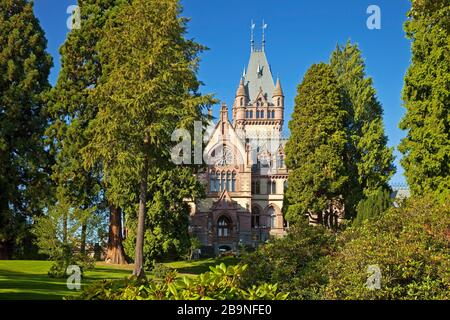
(189, 28, 289, 255)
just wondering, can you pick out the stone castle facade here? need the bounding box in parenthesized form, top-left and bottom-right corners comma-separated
(189, 40, 289, 255)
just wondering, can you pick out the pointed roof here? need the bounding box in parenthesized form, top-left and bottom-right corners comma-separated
(243, 50, 275, 102)
(236, 78, 246, 97)
(273, 78, 284, 97)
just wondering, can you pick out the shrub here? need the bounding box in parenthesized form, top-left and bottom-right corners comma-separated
(323, 195, 450, 299)
(240, 221, 336, 299)
(76, 263, 289, 300)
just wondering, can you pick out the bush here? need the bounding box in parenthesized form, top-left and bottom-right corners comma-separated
(323, 195, 450, 299)
(76, 263, 289, 300)
(240, 221, 336, 299)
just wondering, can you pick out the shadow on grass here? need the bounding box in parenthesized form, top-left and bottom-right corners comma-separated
(173, 257, 240, 275)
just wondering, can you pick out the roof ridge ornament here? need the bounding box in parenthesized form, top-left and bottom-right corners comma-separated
(262, 20, 268, 52)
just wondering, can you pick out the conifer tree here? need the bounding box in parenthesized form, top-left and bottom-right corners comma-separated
(285, 63, 348, 228)
(0, 0, 52, 258)
(399, 0, 449, 200)
(330, 42, 395, 217)
(46, 0, 127, 263)
(84, 0, 214, 276)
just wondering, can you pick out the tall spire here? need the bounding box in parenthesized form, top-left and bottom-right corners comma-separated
(250, 20, 255, 52)
(262, 20, 268, 51)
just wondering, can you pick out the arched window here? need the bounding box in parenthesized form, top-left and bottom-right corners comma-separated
(220, 172, 225, 191)
(261, 110, 264, 118)
(240, 97, 244, 106)
(277, 154, 285, 168)
(271, 181, 277, 194)
(226, 171, 231, 191)
(249, 110, 253, 118)
(210, 172, 216, 192)
(267, 110, 271, 119)
(268, 207, 276, 229)
(246, 110, 249, 118)
(256, 110, 260, 119)
(283, 180, 288, 192)
(277, 98, 281, 106)
(217, 217, 231, 238)
(252, 207, 260, 229)
(271, 110, 275, 118)
(231, 172, 236, 192)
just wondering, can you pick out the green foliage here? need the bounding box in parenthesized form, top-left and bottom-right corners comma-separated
(123, 167, 204, 268)
(284, 63, 348, 224)
(77, 263, 288, 300)
(330, 41, 395, 216)
(354, 187, 392, 226)
(399, 0, 450, 200)
(240, 222, 335, 299)
(32, 201, 97, 278)
(323, 195, 450, 299)
(0, 0, 53, 258)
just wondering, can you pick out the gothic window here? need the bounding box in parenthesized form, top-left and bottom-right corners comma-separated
(246, 110, 249, 118)
(277, 98, 281, 106)
(272, 110, 275, 118)
(261, 110, 264, 118)
(250, 110, 253, 118)
(277, 154, 285, 168)
(256, 110, 260, 119)
(251, 181, 260, 194)
(272, 181, 277, 194)
(220, 172, 225, 191)
(240, 97, 244, 106)
(217, 217, 231, 238)
(210, 172, 216, 192)
(268, 207, 276, 229)
(267, 110, 271, 119)
(251, 207, 260, 229)
(226, 171, 231, 191)
(231, 172, 236, 192)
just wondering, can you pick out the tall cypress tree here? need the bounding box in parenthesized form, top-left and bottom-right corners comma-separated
(330, 41, 395, 217)
(84, 0, 214, 276)
(0, 0, 52, 258)
(285, 63, 348, 228)
(46, 0, 127, 263)
(399, 0, 450, 200)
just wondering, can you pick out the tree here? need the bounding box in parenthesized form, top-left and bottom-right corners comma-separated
(123, 167, 205, 268)
(284, 63, 348, 228)
(399, 0, 450, 200)
(46, 0, 126, 264)
(0, 0, 52, 259)
(353, 187, 391, 226)
(323, 195, 450, 300)
(330, 41, 395, 217)
(84, 0, 214, 277)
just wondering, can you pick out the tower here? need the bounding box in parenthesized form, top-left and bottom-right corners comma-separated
(231, 21, 284, 141)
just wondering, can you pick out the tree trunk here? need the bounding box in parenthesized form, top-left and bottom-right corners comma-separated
(80, 223, 87, 255)
(105, 204, 127, 264)
(133, 158, 148, 277)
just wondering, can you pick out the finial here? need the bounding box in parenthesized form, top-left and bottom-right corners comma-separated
(251, 20, 255, 52)
(262, 20, 268, 51)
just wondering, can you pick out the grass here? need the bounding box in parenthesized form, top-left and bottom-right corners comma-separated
(0, 257, 239, 300)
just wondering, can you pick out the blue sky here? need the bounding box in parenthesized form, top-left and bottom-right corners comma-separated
(33, 0, 412, 185)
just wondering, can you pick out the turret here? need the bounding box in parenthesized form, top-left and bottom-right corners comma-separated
(273, 78, 284, 121)
(233, 78, 247, 128)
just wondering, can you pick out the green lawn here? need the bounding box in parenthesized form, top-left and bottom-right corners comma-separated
(0, 258, 239, 300)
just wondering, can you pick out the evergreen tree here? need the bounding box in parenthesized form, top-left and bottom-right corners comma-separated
(83, 0, 214, 276)
(330, 41, 395, 217)
(123, 167, 204, 268)
(399, 0, 450, 200)
(46, 0, 126, 263)
(0, 0, 52, 258)
(353, 187, 392, 226)
(285, 63, 348, 228)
